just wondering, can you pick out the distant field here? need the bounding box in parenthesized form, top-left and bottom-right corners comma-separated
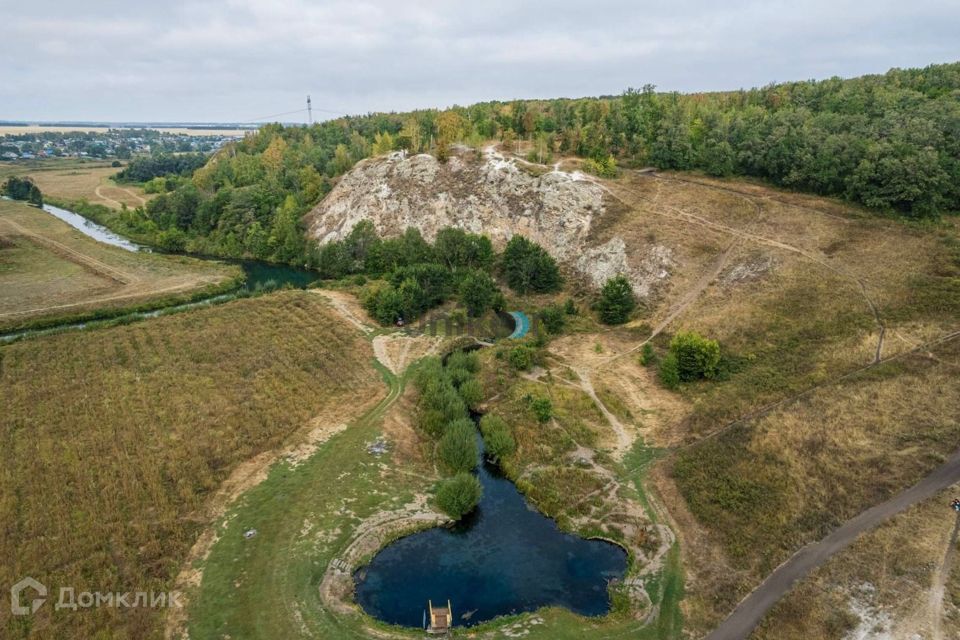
(0, 125, 250, 136)
(0, 198, 240, 331)
(0, 291, 383, 640)
(0, 159, 152, 210)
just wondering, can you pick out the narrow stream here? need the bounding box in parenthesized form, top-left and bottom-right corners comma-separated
(354, 417, 627, 628)
(1, 203, 318, 341)
(41, 203, 145, 251)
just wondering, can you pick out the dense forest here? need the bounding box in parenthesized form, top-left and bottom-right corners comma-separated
(104, 62, 958, 265)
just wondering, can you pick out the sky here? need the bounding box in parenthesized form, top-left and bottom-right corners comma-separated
(1, 0, 958, 123)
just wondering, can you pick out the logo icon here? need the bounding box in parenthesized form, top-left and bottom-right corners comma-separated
(10, 577, 46, 615)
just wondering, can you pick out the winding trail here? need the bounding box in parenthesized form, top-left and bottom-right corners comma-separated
(705, 451, 960, 640)
(570, 169, 958, 638)
(930, 510, 960, 640)
(598, 173, 887, 365)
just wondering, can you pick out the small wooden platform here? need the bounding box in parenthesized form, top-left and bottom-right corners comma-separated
(426, 599, 452, 634)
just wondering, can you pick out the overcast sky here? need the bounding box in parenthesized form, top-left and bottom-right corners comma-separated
(1, 0, 958, 123)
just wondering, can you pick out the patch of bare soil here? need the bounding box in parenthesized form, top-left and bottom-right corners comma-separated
(594, 358, 692, 448)
(311, 288, 375, 334)
(372, 332, 443, 375)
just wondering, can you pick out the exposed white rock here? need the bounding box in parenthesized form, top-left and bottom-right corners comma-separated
(305, 148, 670, 297)
(576, 237, 674, 297)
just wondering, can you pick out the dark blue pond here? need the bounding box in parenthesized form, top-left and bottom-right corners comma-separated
(354, 432, 627, 628)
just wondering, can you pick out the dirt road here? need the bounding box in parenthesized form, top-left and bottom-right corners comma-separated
(704, 448, 960, 640)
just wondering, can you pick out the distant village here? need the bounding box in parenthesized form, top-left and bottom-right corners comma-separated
(0, 128, 247, 161)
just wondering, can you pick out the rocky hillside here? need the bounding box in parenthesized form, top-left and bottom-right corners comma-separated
(305, 147, 674, 297)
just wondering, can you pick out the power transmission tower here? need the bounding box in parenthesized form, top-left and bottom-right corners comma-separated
(307, 95, 313, 125)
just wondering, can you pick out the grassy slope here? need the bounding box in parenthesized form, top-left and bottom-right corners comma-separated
(0, 198, 240, 332)
(0, 291, 382, 640)
(186, 375, 685, 640)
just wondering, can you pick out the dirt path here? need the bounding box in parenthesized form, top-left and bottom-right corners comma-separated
(930, 510, 960, 640)
(571, 367, 632, 457)
(95, 182, 147, 209)
(312, 289, 374, 334)
(598, 231, 744, 369)
(602, 175, 886, 364)
(93, 184, 124, 209)
(704, 450, 960, 640)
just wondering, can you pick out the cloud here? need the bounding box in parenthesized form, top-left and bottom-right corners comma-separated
(0, 0, 957, 121)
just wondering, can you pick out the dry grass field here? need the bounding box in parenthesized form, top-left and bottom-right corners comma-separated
(0, 291, 384, 639)
(750, 484, 960, 640)
(0, 159, 152, 210)
(0, 198, 239, 332)
(524, 167, 960, 636)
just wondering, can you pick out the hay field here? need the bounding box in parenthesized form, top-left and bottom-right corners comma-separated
(0, 291, 384, 639)
(0, 199, 239, 332)
(0, 159, 151, 210)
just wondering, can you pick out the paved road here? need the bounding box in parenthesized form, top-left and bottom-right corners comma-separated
(705, 448, 960, 640)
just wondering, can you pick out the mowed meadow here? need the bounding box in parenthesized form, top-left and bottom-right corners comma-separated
(0, 291, 383, 639)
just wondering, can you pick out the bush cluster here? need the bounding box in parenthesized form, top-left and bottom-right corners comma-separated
(658, 331, 722, 389)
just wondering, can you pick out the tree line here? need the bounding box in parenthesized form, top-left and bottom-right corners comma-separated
(101, 62, 957, 265)
(319, 222, 561, 325)
(2, 176, 43, 206)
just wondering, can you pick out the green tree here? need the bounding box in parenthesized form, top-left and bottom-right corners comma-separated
(479, 415, 515, 461)
(458, 378, 483, 409)
(435, 228, 494, 271)
(459, 269, 500, 317)
(530, 397, 553, 423)
(596, 275, 636, 324)
(669, 331, 721, 381)
(501, 236, 561, 294)
(507, 345, 535, 371)
(435, 473, 482, 519)
(438, 418, 478, 473)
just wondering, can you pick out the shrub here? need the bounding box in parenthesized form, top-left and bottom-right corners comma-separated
(530, 397, 553, 423)
(458, 378, 483, 409)
(447, 365, 473, 387)
(583, 154, 618, 178)
(596, 275, 636, 325)
(640, 343, 656, 366)
(538, 305, 566, 335)
(658, 352, 680, 390)
(446, 350, 480, 374)
(564, 298, 577, 315)
(507, 345, 535, 371)
(438, 418, 478, 473)
(436, 473, 483, 519)
(417, 371, 467, 437)
(669, 331, 721, 381)
(479, 415, 515, 461)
